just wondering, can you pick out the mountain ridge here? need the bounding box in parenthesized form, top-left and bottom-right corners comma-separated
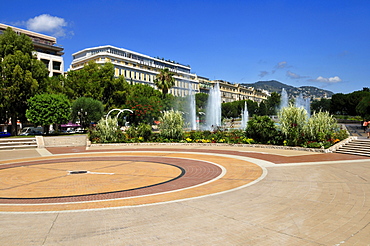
(241, 80, 334, 98)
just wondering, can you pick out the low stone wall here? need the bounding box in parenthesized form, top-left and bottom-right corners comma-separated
(38, 135, 87, 148)
(91, 142, 333, 153)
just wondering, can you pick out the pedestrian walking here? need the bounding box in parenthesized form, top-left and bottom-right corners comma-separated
(365, 120, 370, 138)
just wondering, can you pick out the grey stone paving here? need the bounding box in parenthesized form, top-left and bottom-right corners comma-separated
(0, 146, 369, 245)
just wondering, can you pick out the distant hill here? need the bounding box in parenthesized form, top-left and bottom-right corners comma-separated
(241, 80, 334, 98)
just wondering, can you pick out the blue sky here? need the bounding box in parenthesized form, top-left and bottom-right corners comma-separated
(2, 0, 369, 94)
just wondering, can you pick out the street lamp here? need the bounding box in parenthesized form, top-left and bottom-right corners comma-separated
(78, 108, 88, 128)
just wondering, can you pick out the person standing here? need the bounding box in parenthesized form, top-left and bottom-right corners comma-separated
(366, 120, 370, 138)
(362, 120, 368, 132)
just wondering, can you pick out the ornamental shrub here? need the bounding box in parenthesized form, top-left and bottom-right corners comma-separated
(304, 111, 339, 142)
(89, 117, 125, 143)
(245, 115, 279, 144)
(159, 110, 184, 140)
(278, 106, 308, 146)
(136, 123, 152, 141)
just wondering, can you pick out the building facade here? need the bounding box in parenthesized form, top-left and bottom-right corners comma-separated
(0, 23, 64, 77)
(198, 79, 269, 103)
(70, 45, 199, 97)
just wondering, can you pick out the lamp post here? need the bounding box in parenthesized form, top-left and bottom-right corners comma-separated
(78, 108, 88, 129)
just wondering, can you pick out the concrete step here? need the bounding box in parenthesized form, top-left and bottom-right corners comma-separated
(0, 138, 37, 149)
(334, 138, 370, 157)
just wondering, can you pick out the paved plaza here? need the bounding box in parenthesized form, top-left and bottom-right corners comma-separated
(0, 144, 369, 245)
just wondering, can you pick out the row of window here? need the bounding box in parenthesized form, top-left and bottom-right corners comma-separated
(114, 67, 198, 90)
(40, 59, 62, 71)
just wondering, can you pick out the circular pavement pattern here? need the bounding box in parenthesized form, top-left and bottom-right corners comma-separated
(0, 152, 263, 212)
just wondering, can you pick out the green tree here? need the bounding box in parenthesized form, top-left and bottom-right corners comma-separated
(346, 91, 369, 115)
(124, 83, 163, 125)
(246, 100, 259, 117)
(195, 93, 208, 110)
(265, 92, 280, 115)
(103, 76, 130, 109)
(0, 27, 49, 135)
(311, 98, 331, 113)
(71, 97, 104, 128)
(65, 61, 115, 103)
(257, 101, 268, 116)
(356, 95, 370, 119)
(330, 93, 347, 115)
(330, 90, 370, 115)
(222, 101, 238, 118)
(26, 94, 71, 134)
(154, 68, 175, 97)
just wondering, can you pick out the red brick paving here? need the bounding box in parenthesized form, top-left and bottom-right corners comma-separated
(0, 156, 222, 204)
(47, 146, 370, 164)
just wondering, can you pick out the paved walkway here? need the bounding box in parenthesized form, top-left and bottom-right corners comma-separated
(0, 145, 369, 245)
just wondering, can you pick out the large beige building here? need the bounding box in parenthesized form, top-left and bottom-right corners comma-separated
(199, 79, 268, 103)
(0, 23, 64, 77)
(70, 46, 270, 102)
(70, 45, 199, 97)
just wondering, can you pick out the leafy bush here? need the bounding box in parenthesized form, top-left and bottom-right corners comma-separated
(305, 111, 339, 142)
(159, 110, 184, 140)
(332, 129, 349, 141)
(136, 123, 152, 140)
(245, 115, 279, 144)
(89, 117, 125, 143)
(278, 106, 308, 146)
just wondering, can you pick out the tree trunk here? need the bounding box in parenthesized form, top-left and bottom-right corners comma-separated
(10, 113, 18, 136)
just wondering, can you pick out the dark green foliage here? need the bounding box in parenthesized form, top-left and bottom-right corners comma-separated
(195, 93, 208, 110)
(71, 97, 104, 128)
(26, 94, 71, 133)
(64, 61, 116, 102)
(245, 116, 280, 144)
(0, 27, 49, 134)
(154, 68, 175, 97)
(311, 98, 331, 113)
(330, 90, 370, 115)
(124, 84, 163, 125)
(265, 92, 280, 115)
(221, 100, 260, 119)
(123, 123, 153, 141)
(356, 95, 370, 119)
(136, 123, 153, 141)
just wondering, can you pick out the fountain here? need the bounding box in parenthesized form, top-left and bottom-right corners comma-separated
(205, 83, 221, 130)
(241, 101, 249, 129)
(280, 88, 289, 111)
(187, 90, 197, 130)
(295, 92, 311, 117)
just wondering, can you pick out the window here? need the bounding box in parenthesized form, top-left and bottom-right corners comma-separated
(52, 61, 61, 71)
(41, 59, 49, 68)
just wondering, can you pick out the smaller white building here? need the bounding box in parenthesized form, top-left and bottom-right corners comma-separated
(0, 23, 64, 77)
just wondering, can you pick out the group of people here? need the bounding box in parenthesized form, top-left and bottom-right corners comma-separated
(363, 120, 370, 138)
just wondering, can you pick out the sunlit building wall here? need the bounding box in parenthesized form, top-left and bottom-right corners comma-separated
(70, 45, 199, 97)
(0, 23, 64, 77)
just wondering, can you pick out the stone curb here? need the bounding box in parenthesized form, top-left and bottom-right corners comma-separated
(91, 141, 340, 153)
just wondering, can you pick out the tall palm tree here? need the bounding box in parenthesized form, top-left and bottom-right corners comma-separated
(154, 68, 175, 97)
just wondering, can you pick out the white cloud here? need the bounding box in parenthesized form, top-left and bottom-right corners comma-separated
(259, 71, 269, 78)
(286, 71, 308, 79)
(312, 76, 342, 83)
(275, 61, 287, 69)
(26, 14, 67, 37)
